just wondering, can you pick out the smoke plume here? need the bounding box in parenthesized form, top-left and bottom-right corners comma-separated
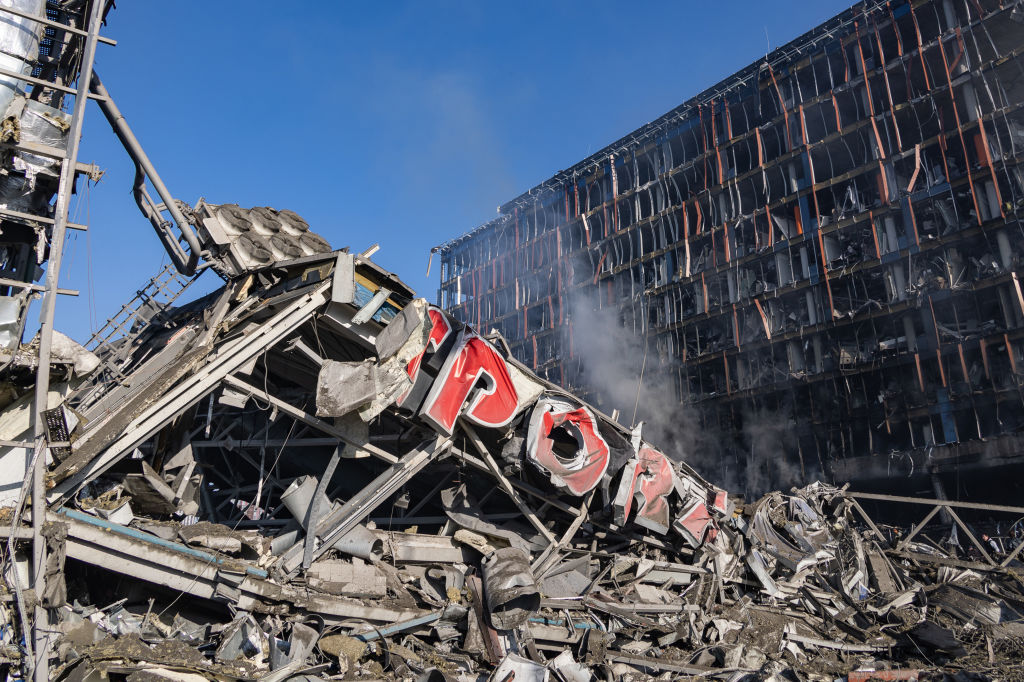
(565, 289, 807, 498)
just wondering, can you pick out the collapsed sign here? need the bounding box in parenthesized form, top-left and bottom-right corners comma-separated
(321, 301, 727, 544)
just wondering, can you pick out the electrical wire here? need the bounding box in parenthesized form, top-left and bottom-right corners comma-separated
(155, 415, 299, 621)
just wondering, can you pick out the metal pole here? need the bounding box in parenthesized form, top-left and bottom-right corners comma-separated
(30, 2, 106, 679)
(89, 73, 202, 275)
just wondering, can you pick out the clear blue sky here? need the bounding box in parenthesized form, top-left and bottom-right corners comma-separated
(52, 1, 853, 343)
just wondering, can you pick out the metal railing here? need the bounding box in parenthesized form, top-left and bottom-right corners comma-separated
(845, 490, 1024, 572)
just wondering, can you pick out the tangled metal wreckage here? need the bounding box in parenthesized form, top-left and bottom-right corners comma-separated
(0, 2, 1023, 682)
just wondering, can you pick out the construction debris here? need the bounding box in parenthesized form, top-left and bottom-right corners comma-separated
(2, 241, 1023, 680)
(1, 1, 1023, 681)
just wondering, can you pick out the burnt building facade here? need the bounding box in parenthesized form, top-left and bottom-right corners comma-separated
(436, 0, 1024, 497)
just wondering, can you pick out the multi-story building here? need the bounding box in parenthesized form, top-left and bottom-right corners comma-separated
(435, 0, 1024, 498)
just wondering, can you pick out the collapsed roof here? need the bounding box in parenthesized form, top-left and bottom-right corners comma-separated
(3, 229, 1024, 679)
(0, 0, 1023, 680)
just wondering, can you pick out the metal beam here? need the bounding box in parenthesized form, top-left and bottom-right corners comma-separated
(846, 497, 891, 548)
(222, 375, 399, 465)
(945, 506, 995, 566)
(28, 2, 105, 677)
(0, 64, 109, 99)
(0, 4, 116, 44)
(303, 445, 344, 570)
(351, 287, 392, 325)
(191, 437, 342, 448)
(50, 282, 332, 501)
(275, 437, 449, 577)
(0, 275, 78, 295)
(0, 203, 91, 230)
(847, 491, 1024, 515)
(0, 526, 32, 540)
(447, 442, 674, 553)
(896, 506, 942, 551)
(462, 422, 557, 547)
(532, 490, 594, 573)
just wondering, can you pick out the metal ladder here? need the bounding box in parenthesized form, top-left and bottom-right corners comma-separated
(65, 263, 198, 417)
(84, 262, 197, 352)
(0, 5, 115, 680)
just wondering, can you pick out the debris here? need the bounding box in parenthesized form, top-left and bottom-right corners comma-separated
(481, 547, 540, 630)
(3, 1, 1024, 681)
(5, 244, 1023, 679)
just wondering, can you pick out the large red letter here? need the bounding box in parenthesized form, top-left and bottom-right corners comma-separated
(613, 446, 676, 534)
(396, 306, 452, 408)
(420, 330, 519, 435)
(674, 498, 718, 547)
(526, 399, 610, 496)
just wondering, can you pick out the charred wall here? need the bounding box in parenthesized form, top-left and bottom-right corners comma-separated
(436, 0, 1024, 499)
(436, 1, 1024, 499)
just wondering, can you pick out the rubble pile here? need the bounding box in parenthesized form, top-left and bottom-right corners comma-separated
(3, 241, 1024, 680)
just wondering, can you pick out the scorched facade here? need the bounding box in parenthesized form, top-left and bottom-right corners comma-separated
(435, 0, 1024, 497)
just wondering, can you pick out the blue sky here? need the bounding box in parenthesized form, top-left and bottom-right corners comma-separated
(52, 1, 853, 343)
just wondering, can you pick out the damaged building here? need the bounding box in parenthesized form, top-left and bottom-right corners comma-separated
(435, 0, 1024, 499)
(2, 0, 1024, 680)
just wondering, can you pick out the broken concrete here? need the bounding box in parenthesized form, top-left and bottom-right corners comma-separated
(3, 1, 1024, 681)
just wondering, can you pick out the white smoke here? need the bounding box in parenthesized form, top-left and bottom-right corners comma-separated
(565, 289, 809, 498)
